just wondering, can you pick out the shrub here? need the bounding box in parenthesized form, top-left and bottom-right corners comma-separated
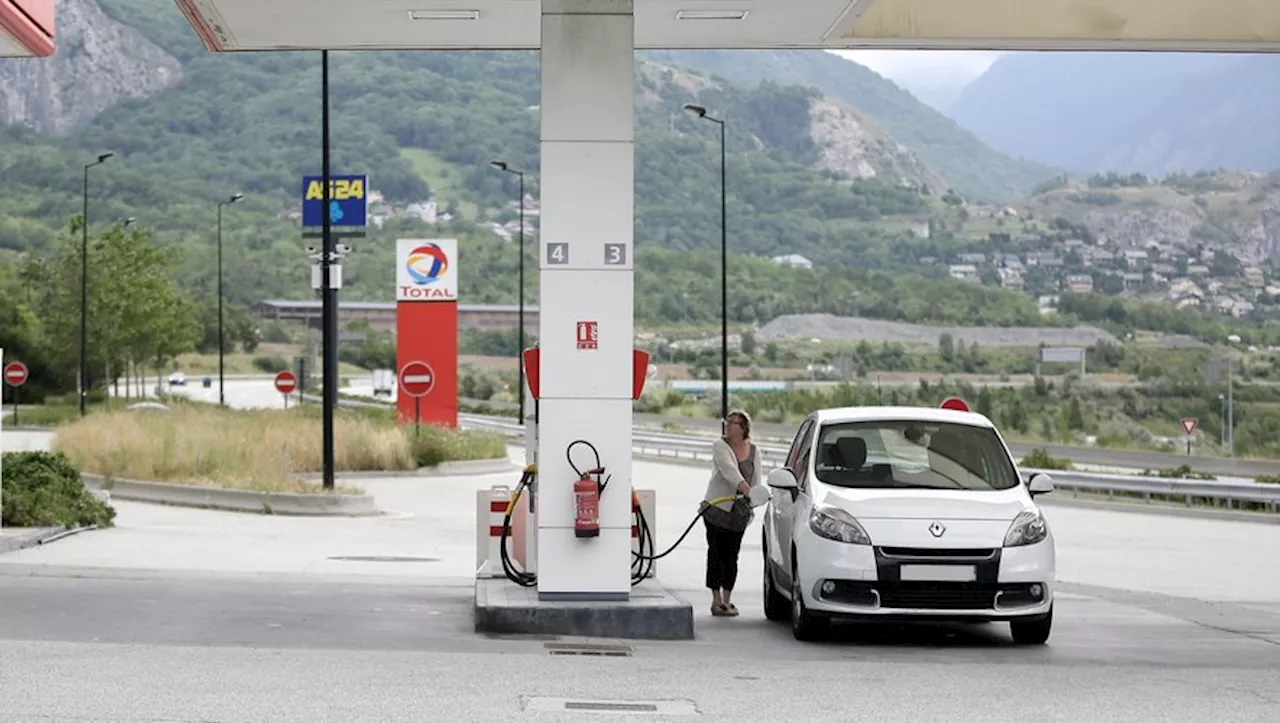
(1020, 448, 1073, 470)
(1, 451, 116, 528)
(253, 355, 290, 373)
(406, 424, 508, 467)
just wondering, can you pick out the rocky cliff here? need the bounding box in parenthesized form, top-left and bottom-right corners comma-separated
(0, 0, 182, 136)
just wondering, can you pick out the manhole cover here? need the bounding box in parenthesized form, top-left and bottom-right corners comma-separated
(326, 555, 440, 563)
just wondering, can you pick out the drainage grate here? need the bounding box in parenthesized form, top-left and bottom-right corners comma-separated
(565, 702, 658, 713)
(544, 642, 633, 657)
(524, 697, 698, 716)
(326, 555, 440, 563)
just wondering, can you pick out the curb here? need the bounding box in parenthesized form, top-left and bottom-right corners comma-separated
(0, 526, 73, 554)
(293, 457, 516, 480)
(80, 474, 379, 517)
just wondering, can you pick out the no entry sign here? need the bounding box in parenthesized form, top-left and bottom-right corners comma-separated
(399, 361, 436, 398)
(3, 362, 28, 387)
(274, 370, 298, 395)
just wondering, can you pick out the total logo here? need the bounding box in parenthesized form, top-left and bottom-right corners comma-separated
(398, 240, 457, 301)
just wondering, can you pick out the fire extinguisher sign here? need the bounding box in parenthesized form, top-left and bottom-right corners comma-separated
(576, 321, 598, 350)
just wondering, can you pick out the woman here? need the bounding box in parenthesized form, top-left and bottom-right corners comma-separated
(702, 409, 762, 617)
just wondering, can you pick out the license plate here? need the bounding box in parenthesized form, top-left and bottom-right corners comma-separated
(900, 564, 976, 582)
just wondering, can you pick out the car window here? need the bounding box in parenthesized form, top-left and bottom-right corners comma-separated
(785, 419, 813, 470)
(811, 420, 1020, 491)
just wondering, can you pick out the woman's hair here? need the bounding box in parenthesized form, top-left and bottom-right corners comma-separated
(726, 409, 752, 439)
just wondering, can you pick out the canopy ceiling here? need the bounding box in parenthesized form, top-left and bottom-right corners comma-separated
(174, 0, 1280, 51)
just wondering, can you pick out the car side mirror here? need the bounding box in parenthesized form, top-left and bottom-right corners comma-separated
(1028, 472, 1054, 496)
(767, 468, 798, 490)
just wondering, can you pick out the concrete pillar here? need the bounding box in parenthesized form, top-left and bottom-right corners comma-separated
(535, 0, 635, 600)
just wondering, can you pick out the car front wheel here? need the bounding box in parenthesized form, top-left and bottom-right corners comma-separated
(1009, 606, 1053, 645)
(790, 558, 827, 642)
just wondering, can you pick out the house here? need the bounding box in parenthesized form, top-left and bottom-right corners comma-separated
(1123, 249, 1150, 266)
(1065, 274, 1094, 293)
(1187, 264, 1211, 277)
(949, 264, 980, 283)
(1122, 272, 1145, 290)
(773, 254, 813, 269)
(999, 268, 1025, 290)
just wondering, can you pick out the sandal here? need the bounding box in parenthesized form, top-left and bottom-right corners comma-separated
(725, 603, 740, 616)
(711, 602, 733, 616)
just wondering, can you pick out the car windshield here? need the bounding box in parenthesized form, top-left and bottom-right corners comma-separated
(811, 420, 1020, 491)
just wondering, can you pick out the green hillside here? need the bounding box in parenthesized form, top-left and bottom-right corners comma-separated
(2, 0, 966, 307)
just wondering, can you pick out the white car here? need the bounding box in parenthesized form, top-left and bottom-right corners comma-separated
(761, 405, 1056, 644)
(167, 371, 186, 387)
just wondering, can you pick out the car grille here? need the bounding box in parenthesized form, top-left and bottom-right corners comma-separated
(877, 547, 997, 561)
(877, 582, 999, 610)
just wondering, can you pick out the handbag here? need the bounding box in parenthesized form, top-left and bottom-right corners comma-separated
(702, 494, 754, 532)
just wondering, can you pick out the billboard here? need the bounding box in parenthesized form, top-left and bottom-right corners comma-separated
(301, 174, 367, 229)
(396, 238, 458, 302)
(1039, 346, 1084, 364)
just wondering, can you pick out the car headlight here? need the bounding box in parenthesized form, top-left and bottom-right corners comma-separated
(809, 505, 871, 545)
(1003, 509, 1048, 547)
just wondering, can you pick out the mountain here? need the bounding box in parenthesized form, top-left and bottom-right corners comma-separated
(644, 50, 1059, 202)
(0, 0, 973, 307)
(948, 52, 1280, 176)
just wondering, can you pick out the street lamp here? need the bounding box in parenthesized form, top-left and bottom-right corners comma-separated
(489, 159, 527, 425)
(217, 193, 245, 406)
(80, 151, 114, 417)
(684, 103, 729, 431)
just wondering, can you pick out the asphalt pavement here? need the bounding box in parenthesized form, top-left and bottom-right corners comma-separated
(3, 380, 1279, 721)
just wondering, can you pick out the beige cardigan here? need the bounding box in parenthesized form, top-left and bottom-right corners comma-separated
(704, 437, 763, 512)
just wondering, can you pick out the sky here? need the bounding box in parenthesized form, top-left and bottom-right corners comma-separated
(827, 50, 1005, 109)
(831, 49, 1003, 84)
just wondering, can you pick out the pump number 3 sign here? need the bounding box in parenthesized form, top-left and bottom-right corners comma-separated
(577, 321, 598, 350)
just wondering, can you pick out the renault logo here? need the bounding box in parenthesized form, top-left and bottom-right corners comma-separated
(928, 521, 946, 537)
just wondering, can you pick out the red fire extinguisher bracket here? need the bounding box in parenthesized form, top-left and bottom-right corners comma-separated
(522, 347, 651, 401)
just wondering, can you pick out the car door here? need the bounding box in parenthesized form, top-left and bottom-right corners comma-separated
(774, 417, 816, 579)
(767, 417, 810, 573)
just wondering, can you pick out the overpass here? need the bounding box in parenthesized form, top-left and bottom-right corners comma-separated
(174, 0, 1280, 603)
(0, 0, 53, 56)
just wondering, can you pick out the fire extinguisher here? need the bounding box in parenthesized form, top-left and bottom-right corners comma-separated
(568, 440, 609, 539)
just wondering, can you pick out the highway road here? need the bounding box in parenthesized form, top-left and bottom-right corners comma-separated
(6, 380, 1280, 720)
(334, 375, 1280, 479)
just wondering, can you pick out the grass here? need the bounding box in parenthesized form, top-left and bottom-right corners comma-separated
(400, 148, 482, 221)
(51, 404, 508, 494)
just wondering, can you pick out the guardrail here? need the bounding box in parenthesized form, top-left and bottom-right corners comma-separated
(457, 415, 1280, 514)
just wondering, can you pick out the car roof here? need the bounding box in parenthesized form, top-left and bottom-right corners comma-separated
(807, 405, 997, 429)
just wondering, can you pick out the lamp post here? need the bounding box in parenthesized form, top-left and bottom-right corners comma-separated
(684, 103, 728, 431)
(217, 193, 244, 407)
(489, 159, 527, 425)
(80, 151, 114, 417)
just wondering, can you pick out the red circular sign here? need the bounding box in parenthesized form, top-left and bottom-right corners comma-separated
(939, 396, 971, 412)
(3, 361, 28, 387)
(274, 371, 298, 394)
(398, 361, 435, 398)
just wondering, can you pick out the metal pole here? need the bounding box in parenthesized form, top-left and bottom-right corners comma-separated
(217, 203, 225, 407)
(719, 118, 728, 430)
(517, 171, 526, 425)
(80, 164, 89, 417)
(1227, 356, 1234, 456)
(320, 49, 336, 491)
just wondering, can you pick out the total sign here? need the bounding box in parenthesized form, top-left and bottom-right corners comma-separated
(396, 238, 458, 302)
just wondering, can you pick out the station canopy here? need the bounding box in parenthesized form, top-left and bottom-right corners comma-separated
(175, 0, 1280, 52)
(1, 0, 54, 57)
